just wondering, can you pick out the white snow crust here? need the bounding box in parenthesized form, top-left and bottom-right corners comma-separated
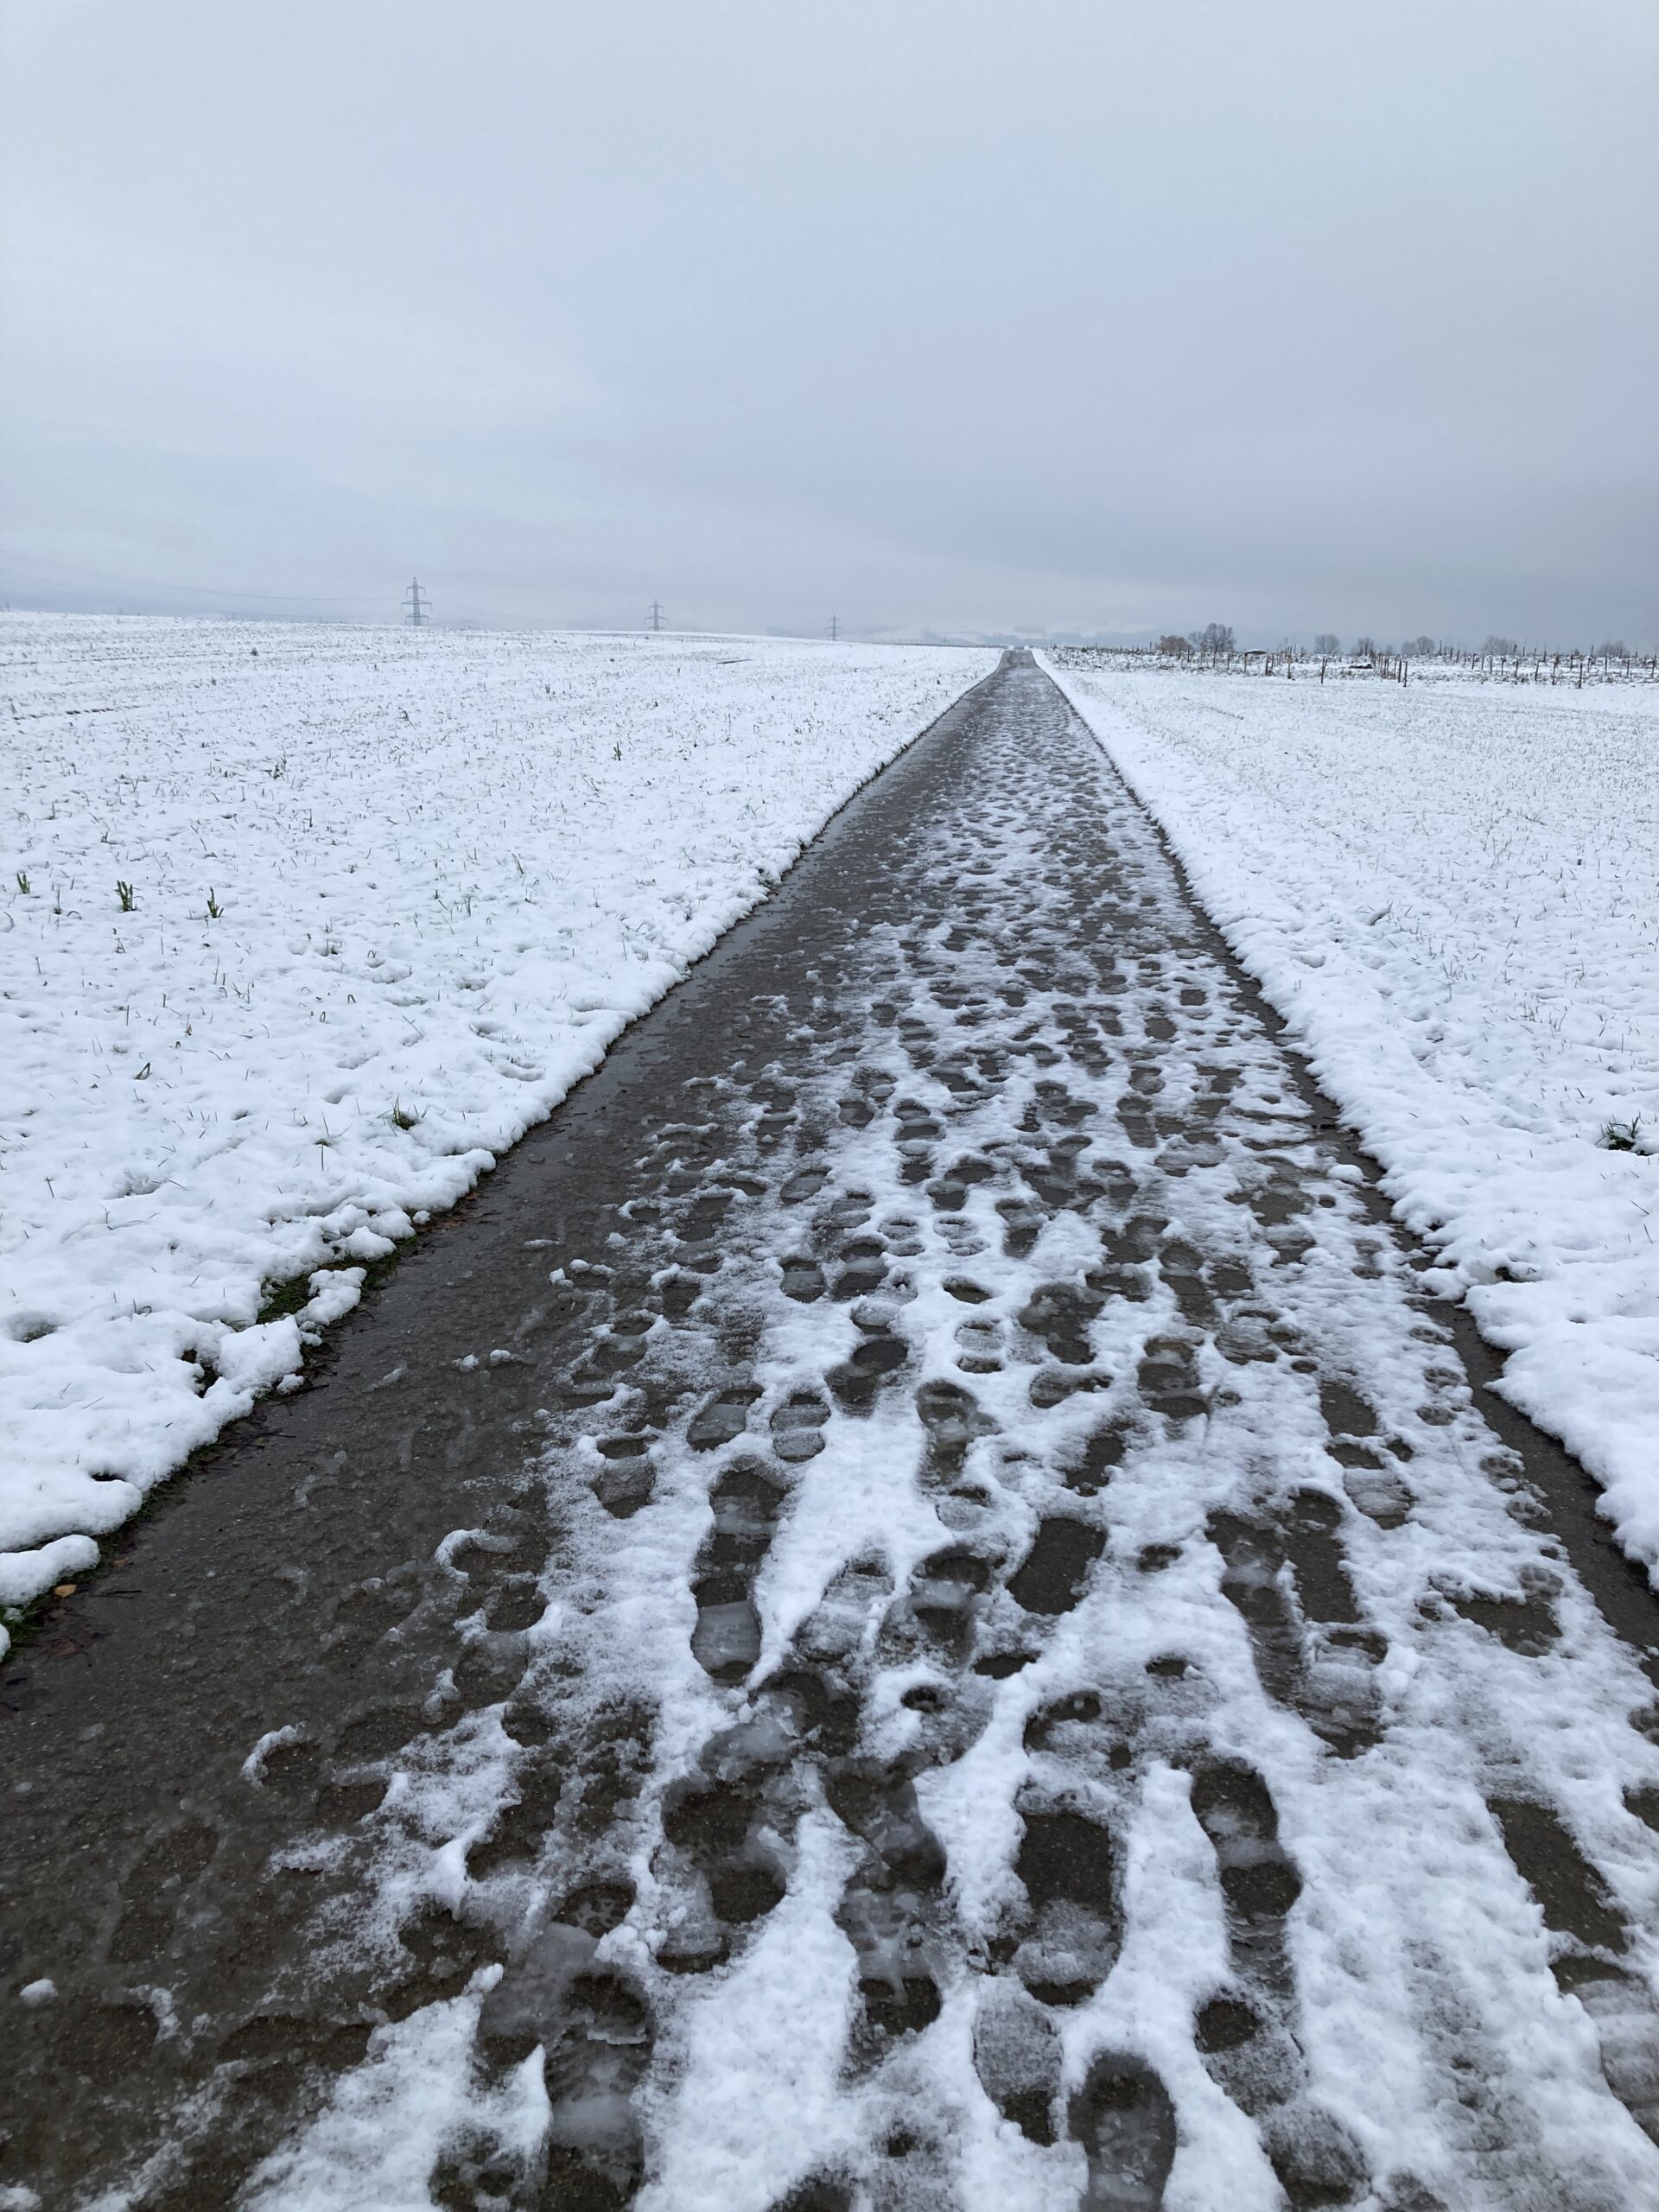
(0, 617, 995, 1625)
(1042, 656, 1659, 1580)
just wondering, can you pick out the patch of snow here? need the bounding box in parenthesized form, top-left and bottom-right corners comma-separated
(0, 1532, 97, 1609)
(242, 1986, 545, 2212)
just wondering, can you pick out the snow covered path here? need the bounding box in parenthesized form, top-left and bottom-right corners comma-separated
(6, 659, 1659, 2211)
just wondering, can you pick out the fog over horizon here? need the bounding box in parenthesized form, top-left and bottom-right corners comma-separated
(2, 0, 1654, 647)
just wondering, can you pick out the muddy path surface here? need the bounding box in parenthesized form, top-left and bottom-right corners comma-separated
(6, 656, 1659, 2212)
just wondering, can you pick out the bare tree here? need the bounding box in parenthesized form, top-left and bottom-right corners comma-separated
(1403, 634, 1436, 656)
(1156, 633, 1194, 658)
(1313, 632, 1339, 655)
(1190, 622, 1235, 655)
(1352, 636, 1377, 660)
(1481, 634, 1519, 657)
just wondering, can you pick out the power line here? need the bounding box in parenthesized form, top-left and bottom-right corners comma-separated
(404, 577, 430, 627)
(647, 599, 664, 632)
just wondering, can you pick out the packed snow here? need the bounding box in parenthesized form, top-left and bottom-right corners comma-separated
(0, 616, 996, 1630)
(1042, 653, 1659, 1580)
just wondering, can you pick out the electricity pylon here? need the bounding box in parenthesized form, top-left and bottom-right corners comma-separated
(404, 578, 429, 626)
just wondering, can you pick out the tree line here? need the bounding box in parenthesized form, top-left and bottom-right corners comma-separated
(1139, 626, 1653, 684)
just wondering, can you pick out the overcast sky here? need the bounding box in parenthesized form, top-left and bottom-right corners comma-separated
(2, 0, 1654, 644)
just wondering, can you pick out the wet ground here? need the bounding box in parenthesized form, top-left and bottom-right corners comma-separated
(6, 656, 1659, 2211)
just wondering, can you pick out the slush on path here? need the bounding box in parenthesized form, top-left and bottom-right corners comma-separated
(5, 656, 1659, 2211)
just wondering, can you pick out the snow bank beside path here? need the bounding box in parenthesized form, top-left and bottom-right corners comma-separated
(1041, 653, 1659, 1577)
(1, 617, 995, 1625)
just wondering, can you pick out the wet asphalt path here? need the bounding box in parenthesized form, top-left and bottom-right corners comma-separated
(6, 656, 1659, 2212)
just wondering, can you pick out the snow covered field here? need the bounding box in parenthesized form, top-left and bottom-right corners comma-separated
(0, 617, 995, 1629)
(1043, 654, 1659, 1578)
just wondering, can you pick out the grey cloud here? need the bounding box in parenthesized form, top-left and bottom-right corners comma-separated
(2, 0, 1653, 643)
